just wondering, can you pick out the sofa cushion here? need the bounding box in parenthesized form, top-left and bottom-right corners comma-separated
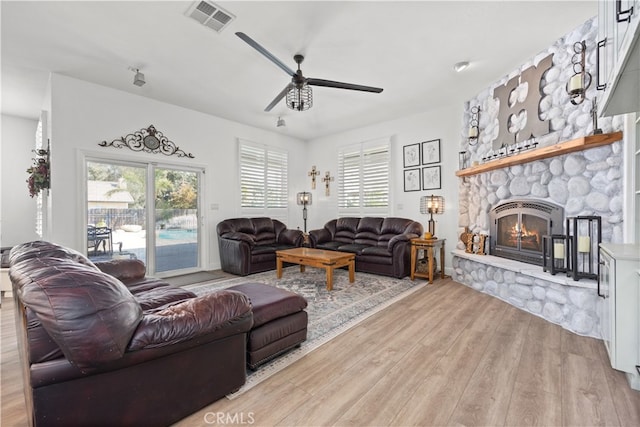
(128, 290, 252, 350)
(315, 241, 344, 251)
(361, 246, 393, 257)
(335, 244, 370, 255)
(16, 258, 143, 370)
(334, 217, 360, 243)
(10, 240, 97, 269)
(135, 286, 197, 312)
(253, 217, 278, 245)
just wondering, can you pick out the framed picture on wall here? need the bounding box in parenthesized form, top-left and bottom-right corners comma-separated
(404, 168, 421, 192)
(422, 139, 441, 165)
(422, 165, 441, 190)
(403, 143, 420, 168)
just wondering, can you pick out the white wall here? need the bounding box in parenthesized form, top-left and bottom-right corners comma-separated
(306, 104, 464, 273)
(1, 114, 39, 247)
(47, 74, 307, 270)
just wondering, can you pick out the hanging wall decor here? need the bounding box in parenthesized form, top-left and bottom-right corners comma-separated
(26, 139, 50, 198)
(323, 171, 334, 196)
(99, 125, 194, 158)
(308, 165, 320, 189)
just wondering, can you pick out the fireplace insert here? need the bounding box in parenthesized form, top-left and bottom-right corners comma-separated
(489, 200, 564, 266)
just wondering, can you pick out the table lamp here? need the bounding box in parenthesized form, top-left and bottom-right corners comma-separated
(420, 195, 444, 239)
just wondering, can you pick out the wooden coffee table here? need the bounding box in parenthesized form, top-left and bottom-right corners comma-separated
(276, 247, 355, 291)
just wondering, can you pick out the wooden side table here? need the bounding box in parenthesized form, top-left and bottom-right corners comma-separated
(410, 238, 446, 284)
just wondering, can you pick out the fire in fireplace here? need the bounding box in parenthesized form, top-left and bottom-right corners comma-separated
(489, 200, 564, 266)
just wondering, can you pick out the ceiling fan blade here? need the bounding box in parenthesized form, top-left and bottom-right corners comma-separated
(265, 83, 294, 112)
(307, 78, 383, 93)
(235, 32, 296, 77)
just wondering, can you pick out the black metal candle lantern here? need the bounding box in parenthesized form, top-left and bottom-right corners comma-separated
(543, 234, 570, 275)
(458, 151, 468, 170)
(566, 216, 601, 281)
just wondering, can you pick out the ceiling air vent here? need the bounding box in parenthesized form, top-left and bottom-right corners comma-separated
(185, 1, 235, 33)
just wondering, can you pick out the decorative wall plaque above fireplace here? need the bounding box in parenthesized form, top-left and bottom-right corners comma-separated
(489, 199, 564, 266)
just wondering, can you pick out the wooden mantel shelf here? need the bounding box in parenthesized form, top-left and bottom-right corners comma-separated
(455, 131, 623, 178)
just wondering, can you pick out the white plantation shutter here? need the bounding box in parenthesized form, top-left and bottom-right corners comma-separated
(338, 139, 390, 216)
(239, 140, 288, 221)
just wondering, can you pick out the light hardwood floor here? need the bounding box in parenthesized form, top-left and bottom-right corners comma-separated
(2, 279, 639, 426)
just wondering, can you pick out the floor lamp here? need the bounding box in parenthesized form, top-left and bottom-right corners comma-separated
(296, 192, 312, 233)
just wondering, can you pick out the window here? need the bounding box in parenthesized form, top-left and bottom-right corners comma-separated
(239, 140, 288, 221)
(338, 138, 390, 216)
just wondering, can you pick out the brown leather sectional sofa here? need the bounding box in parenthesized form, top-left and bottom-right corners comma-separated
(309, 217, 423, 278)
(8, 241, 253, 426)
(217, 217, 304, 276)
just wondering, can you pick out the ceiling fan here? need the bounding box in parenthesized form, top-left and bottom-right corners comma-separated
(236, 32, 384, 112)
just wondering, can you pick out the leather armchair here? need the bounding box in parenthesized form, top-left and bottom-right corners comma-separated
(217, 217, 303, 276)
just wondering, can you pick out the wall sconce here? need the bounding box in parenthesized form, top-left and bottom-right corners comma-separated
(308, 165, 320, 189)
(276, 117, 286, 127)
(420, 195, 444, 238)
(566, 41, 591, 105)
(468, 106, 480, 145)
(566, 215, 601, 281)
(542, 234, 570, 275)
(323, 171, 334, 196)
(296, 192, 312, 233)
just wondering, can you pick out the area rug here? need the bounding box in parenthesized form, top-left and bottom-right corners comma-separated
(185, 267, 426, 398)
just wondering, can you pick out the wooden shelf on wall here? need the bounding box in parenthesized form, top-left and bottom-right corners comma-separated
(455, 131, 623, 178)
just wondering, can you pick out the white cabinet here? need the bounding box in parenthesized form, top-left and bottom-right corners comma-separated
(599, 243, 640, 390)
(597, 0, 640, 116)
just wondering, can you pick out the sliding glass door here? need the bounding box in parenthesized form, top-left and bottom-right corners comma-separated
(154, 167, 199, 273)
(86, 159, 201, 276)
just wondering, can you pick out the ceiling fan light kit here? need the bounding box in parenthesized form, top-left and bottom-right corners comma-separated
(286, 84, 313, 111)
(235, 32, 383, 112)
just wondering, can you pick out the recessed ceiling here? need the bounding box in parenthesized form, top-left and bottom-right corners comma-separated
(0, 1, 597, 141)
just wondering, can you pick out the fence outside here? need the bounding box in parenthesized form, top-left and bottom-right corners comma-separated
(88, 208, 198, 231)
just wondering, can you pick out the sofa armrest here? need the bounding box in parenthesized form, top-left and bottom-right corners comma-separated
(128, 290, 253, 351)
(308, 228, 331, 247)
(221, 231, 255, 245)
(278, 228, 304, 246)
(387, 234, 410, 251)
(95, 259, 146, 282)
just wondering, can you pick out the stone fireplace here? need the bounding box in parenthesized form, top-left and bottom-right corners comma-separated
(451, 17, 627, 339)
(489, 199, 564, 265)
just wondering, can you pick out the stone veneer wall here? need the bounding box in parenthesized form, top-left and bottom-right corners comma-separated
(452, 252, 601, 337)
(453, 17, 627, 338)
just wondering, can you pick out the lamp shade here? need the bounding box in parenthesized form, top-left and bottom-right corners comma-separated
(296, 192, 312, 205)
(420, 195, 444, 215)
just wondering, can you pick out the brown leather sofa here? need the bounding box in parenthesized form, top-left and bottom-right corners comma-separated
(217, 217, 304, 276)
(308, 217, 423, 278)
(8, 241, 253, 427)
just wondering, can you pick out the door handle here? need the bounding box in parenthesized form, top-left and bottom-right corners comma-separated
(616, 0, 634, 23)
(597, 260, 605, 298)
(596, 39, 607, 90)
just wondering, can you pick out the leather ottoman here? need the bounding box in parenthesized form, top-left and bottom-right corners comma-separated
(228, 283, 308, 369)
